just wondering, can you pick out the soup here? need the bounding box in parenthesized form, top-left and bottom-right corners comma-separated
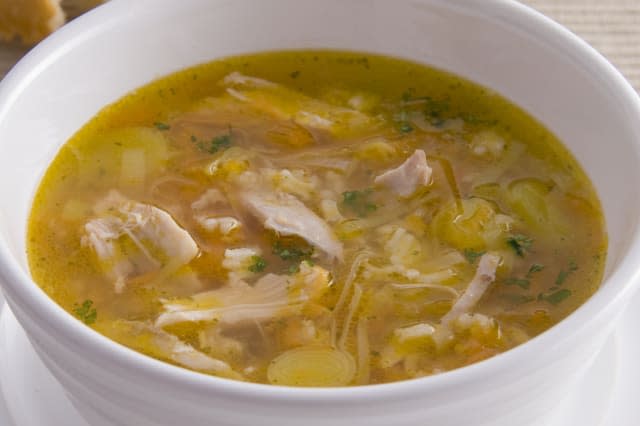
(27, 51, 606, 386)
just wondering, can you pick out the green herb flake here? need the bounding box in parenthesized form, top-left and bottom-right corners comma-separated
(272, 241, 313, 262)
(540, 289, 572, 305)
(289, 70, 301, 79)
(193, 126, 233, 154)
(506, 234, 533, 257)
(248, 256, 267, 273)
(399, 122, 414, 133)
(287, 263, 301, 275)
(463, 249, 485, 264)
(504, 277, 530, 289)
(206, 134, 232, 154)
(424, 97, 450, 120)
(154, 122, 170, 131)
(73, 300, 97, 325)
(341, 189, 377, 217)
(555, 261, 578, 286)
(527, 263, 544, 277)
(500, 293, 535, 305)
(342, 190, 359, 204)
(555, 270, 569, 285)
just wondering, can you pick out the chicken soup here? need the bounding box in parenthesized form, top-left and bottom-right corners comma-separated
(27, 51, 606, 386)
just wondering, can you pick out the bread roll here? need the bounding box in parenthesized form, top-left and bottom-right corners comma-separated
(0, 0, 103, 44)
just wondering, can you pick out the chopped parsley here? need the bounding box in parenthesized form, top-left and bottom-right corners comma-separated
(206, 134, 232, 153)
(289, 70, 300, 79)
(272, 241, 313, 262)
(423, 97, 450, 121)
(555, 261, 578, 285)
(527, 263, 545, 277)
(287, 263, 301, 274)
(463, 248, 485, 264)
(504, 263, 544, 292)
(153, 122, 170, 131)
(73, 300, 97, 325)
(500, 293, 535, 305)
(398, 122, 414, 133)
(341, 189, 377, 217)
(506, 234, 533, 257)
(248, 256, 267, 273)
(394, 108, 414, 134)
(504, 277, 530, 290)
(272, 241, 313, 274)
(192, 126, 233, 154)
(539, 289, 572, 305)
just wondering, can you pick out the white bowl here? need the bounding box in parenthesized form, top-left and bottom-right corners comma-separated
(1, 1, 640, 425)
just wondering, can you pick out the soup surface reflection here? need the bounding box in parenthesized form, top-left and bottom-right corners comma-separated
(27, 51, 606, 386)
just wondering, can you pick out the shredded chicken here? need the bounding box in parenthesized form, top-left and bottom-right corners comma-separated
(191, 189, 242, 235)
(394, 323, 436, 343)
(453, 313, 496, 333)
(82, 191, 199, 293)
(222, 247, 262, 279)
(374, 149, 432, 197)
(390, 253, 502, 350)
(220, 72, 377, 136)
(441, 253, 501, 325)
(156, 273, 306, 328)
(197, 216, 241, 235)
(239, 191, 343, 262)
(124, 321, 241, 379)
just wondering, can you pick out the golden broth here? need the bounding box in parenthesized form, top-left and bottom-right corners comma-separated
(28, 51, 606, 386)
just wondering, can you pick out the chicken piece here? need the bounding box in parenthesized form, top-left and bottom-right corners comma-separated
(382, 253, 501, 364)
(394, 323, 436, 344)
(433, 252, 501, 347)
(441, 253, 501, 325)
(156, 273, 306, 328)
(221, 72, 379, 137)
(453, 313, 496, 334)
(82, 191, 199, 293)
(197, 216, 241, 235)
(470, 130, 506, 158)
(119, 321, 241, 379)
(291, 261, 332, 301)
(191, 189, 242, 236)
(221, 247, 262, 279)
(374, 149, 432, 197)
(198, 327, 245, 360)
(239, 191, 343, 262)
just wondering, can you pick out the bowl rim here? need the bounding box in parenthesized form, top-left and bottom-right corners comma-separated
(1, 0, 640, 402)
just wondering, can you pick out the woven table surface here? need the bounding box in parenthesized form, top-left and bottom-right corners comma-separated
(522, 0, 640, 91)
(1, 1, 639, 90)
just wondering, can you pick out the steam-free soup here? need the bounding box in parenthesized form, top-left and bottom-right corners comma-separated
(28, 51, 606, 386)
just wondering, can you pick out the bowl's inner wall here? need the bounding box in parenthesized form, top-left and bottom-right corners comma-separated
(0, 0, 638, 283)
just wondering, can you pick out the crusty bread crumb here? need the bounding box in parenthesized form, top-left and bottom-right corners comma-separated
(0, 0, 104, 44)
(0, 0, 64, 44)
